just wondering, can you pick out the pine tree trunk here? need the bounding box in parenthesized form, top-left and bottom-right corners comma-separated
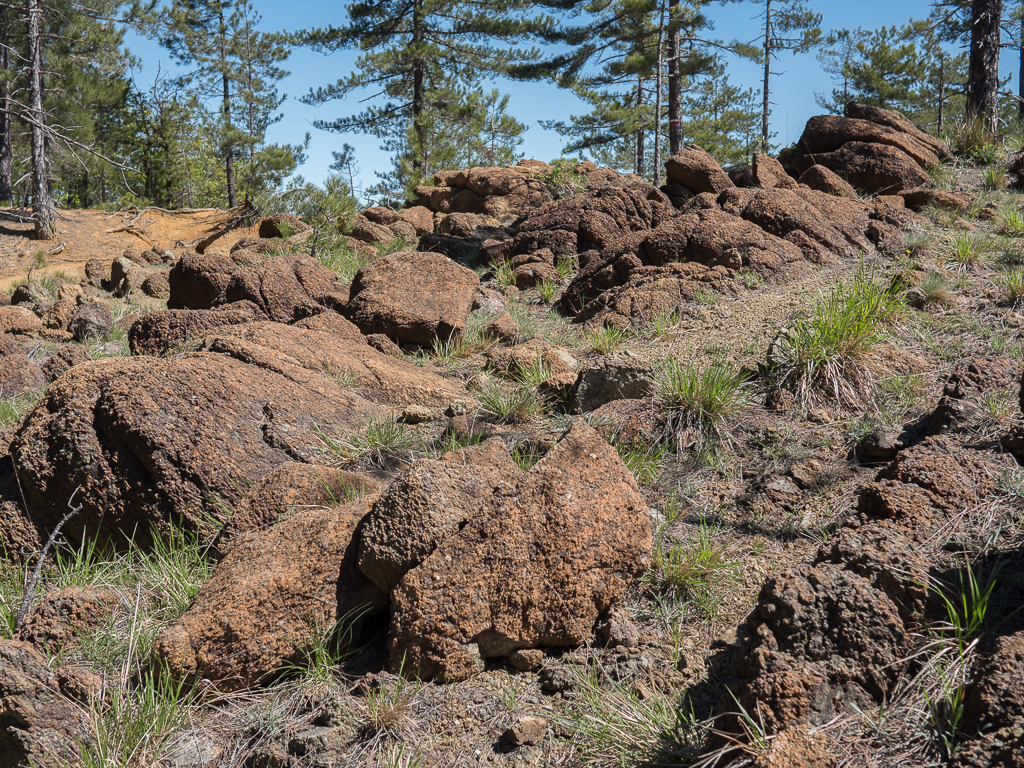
(1018, 22, 1024, 120)
(0, 4, 12, 204)
(966, 0, 1003, 132)
(939, 53, 946, 134)
(761, 0, 772, 151)
(667, 0, 682, 155)
(635, 75, 644, 178)
(27, 0, 54, 239)
(653, 0, 665, 186)
(219, 6, 237, 208)
(411, 0, 425, 179)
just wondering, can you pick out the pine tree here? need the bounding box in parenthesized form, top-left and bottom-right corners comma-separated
(752, 0, 821, 150)
(296, 0, 549, 188)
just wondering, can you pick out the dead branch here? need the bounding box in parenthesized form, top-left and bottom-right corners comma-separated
(14, 486, 84, 631)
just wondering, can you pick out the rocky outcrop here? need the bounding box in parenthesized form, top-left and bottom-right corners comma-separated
(17, 587, 118, 654)
(797, 165, 857, 198)
(357, 438, 522, 593)
(411, 164, 554, 221)
(128, 301, 267, 355)
(344, 251, 479, 346)
(956, 630, 1024, 768)
(167, 251, 240, 311)
(258, 213, 310, 239)
(799, 115, 941, 168)
(387, 421, 651, 681)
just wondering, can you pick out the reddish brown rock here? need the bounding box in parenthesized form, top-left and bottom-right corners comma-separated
(794, 142, 931, 194)
(753, 726, 835, 768)
(0, 639, 89, 766)
(665, 145, 735, 195)
(16, 587, 119, 653)
(844, 102, 949, 160)
(68, 301, 112, 342)
(128, 301, 266, 356)
(387, 421, 651, 681)
(221, 252, 349, 323)
(589, 399, 667, 450)
(218, 461, 381, 546)
(799, 115, 940, 168)
(741, 188, 859, 260)
(348, 213, 395, 245)
(898, 186, 971, 213)
(857, 436, 1005, 530)
(0, 306, 42, 335)
(362, 207, 402, 226)
(752, 152, 798, 190)
(202, 321, 469, 407)
(486, 339, 577, 380)
(466, 166, 528, 197)
(797, 165, 857, 198)
(168, 251, 239, 310)
(258, 213, 309, 239)
(0, 351, 45, 398)
(956, 629, 1024, 768)
(358, 438, 522, 592)
(344, 251, 479, 346)
(153, 496, 388, 691)
(6, 353, 383, 549)
(42, 344, 91, 382)
(399, 206, 434, 236)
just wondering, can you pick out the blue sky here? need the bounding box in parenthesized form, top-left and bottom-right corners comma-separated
(124, 0, 960, 191)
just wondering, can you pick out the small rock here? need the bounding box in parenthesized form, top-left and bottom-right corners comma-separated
(505, 715, 547, 747)
(84, 258, 107, 288)
(365, 333, 403, 358)
(485, 312, 519, 344)
(401, 405, 436, 424)
(597, 606, 642, 648)
(509, 648, 545, 672)
(69, 302, 113, 342)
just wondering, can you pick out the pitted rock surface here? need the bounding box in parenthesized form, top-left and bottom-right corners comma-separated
(387, 421, 651, 682)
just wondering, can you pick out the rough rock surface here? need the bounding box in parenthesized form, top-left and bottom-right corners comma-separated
(69, 301, 112, 342)
(153, 496, 388, 691)
(387, 421, 651, 681)
(956, 630, 1024, 768)
(486, 339, 578, 381)
(16, 587, 119, 653)
(344, 251, 479, 346)
(794, 142, 931, 194)
(0, 639, 88, 767)
(571, 352, 655, 413)
(665, 145, 735, 194)
(358, 438, 522, 593)
(3, 353, 382, 551)
(41, 343, 91, 382)
(799, 115, 940, 168)
(797, 165, 857, 198)
(259, 213, 310, 239)
(218, 462, 381, 545)
(128, 301, 267, 355)
(0, 306, 42, 335)
(200, 321, 470, 407)
(168, 251, 239, 310)
(221, 253, 349, 323)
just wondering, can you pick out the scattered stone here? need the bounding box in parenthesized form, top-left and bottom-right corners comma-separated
(258, 213, 310, 239)
(42, 344, 91, 382)
(401, 404, 437, 424)
(505, 716, 547, 747)
(69, 301, 112, 342)
(572, 352, 655, 413)
(16, 587, 119, 654)
(665, 145, 735, 194)
(0, 306, 42, 335)
(509, 648, 545, 672)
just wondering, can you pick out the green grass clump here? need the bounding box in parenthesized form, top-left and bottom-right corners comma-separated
(903, 230, 935, 258)
(477, 382, 544, 424)
(1001, 266, 1024, 305)
(657, 360, 748, 442)
(317, 243, 373, 283)
(982, 166, 1006, 190)
(997, 205, 1024, 236)
(647, 519, 741, 617)
(918, 271, 951, 307)
(945, 232, 992, 272)
(317, 417, 415, 468)
(536, 278, 560, 304)
(615, 440, 666, 485)
(775, 272, 904, 409)
(582, 324, 628, 354)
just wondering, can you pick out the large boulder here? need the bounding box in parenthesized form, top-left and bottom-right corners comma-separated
(358, 438, 522, 593)
(956, 629, 1024, 768)
(572, 352, 655, 413)
(798, 115, 940, 168)
(0, 306, 42, 335)
(258, 213, 309, 239)
(344, 251, 479, 346)
(200, 321, 471, 407)
(0, 639, 88, 767)
(128, 301, 267, 356)
(387, 421, 651, 681)
(665, 145, 735, 194)
(152, 495, 388, 692)
(167, 251, 239, 310)
(793, 141, 931, 195)
(221, 253, 349, 323)
(797, 165, 857, 198)
(844, 102, 949, 160)
(4, 353, 383, 551)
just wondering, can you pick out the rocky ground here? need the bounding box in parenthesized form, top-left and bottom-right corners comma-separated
(0, 103, 1022, 768)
